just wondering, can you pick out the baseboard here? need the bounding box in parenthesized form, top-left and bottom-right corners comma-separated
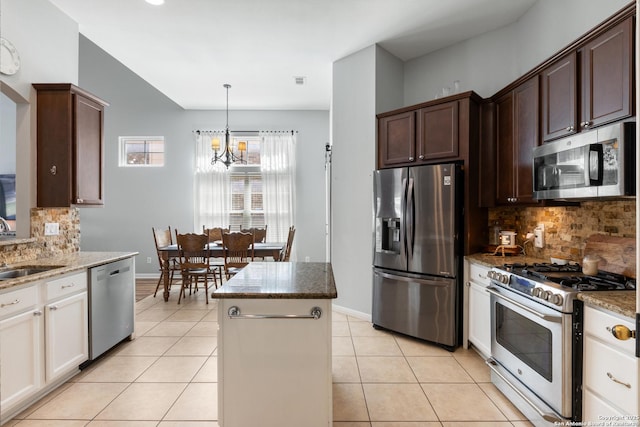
(331, 303, 371, 322)
(136, 273, 160, 279)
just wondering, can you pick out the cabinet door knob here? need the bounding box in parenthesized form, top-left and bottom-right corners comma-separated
(50, 165, 57, 175)
(418, 155, 425, 160)
(408, 157, 414, 162)
(581, 121, 592, 129)
(607, 324, 636, 340)
(565, 126, 574, 132)
(76, 198, 84, 204)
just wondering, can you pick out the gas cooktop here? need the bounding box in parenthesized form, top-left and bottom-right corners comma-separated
(488, 262, 636, 313)
(502, 262, 636, 291)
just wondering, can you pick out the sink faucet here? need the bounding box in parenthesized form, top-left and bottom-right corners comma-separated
(0, 217, 11, 232)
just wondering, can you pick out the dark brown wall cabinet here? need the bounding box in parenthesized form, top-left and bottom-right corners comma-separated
(376, 92, 486, 255)
(34, 84, 109, 207)
(580, 17, 633, 130)
(495, 77, 540, 206)
(377, 111, 415, 167)
(541, 17, 633, 142)
(378, 99, 461, 169)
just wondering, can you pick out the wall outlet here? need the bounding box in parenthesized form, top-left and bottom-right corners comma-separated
(44, 222, 60, 236)
(534, 223, 545, 248)
(305, 256, 310, 262)
(146, 257, 152, 264)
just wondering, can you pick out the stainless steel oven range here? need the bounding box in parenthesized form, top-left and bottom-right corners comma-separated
(485, 262, 635, 427)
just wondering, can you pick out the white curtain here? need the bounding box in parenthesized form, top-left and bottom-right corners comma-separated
(260, 132, 296, 244)
(193, 131, 230, 231)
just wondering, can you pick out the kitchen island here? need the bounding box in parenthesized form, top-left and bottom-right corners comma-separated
(212, 262, 337, 427)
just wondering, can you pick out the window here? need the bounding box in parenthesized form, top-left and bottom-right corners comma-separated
(229, 136, 264, 229)
(119, 136, 165, 166)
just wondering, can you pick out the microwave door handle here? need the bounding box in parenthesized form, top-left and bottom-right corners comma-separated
(588, 144, 603, 186)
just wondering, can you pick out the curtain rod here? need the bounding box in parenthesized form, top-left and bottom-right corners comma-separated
(193, 130, 297, 135)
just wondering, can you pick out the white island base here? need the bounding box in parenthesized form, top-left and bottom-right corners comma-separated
(214, 262, 336, 427)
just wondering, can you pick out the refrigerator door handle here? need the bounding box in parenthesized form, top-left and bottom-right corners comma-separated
(406, 177, 415, 257)
(375, 270, 450, 286)
(401, 177, 409, 257)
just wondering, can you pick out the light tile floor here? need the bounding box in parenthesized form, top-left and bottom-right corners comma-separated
(7, 288, 533, 426)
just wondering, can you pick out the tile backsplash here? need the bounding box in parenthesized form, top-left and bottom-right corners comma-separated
(0, 208, 80, 265)
(489, 200, 635, 262)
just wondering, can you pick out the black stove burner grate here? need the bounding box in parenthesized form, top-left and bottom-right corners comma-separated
(500, 262, 636, 291)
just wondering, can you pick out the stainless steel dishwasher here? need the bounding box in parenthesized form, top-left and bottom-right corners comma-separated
(88, 257, 134, 360)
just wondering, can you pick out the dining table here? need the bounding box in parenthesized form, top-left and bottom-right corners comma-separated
(157, 242, 286, 301)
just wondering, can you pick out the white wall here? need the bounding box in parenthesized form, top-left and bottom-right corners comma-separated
(77, 36, 329, 274)
(404, 0, 631, 103)
(0, 0, 79, 237)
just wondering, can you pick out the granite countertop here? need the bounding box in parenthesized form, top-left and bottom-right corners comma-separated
(467, 252, 637, 320)
(577, 291, 637, 319)
(0, 251, 138, 292)
(465, 252, 549, 269)
(212, 262, 337, 299)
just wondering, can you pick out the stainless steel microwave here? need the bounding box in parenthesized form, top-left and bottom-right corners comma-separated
(533, 122, 635, 200)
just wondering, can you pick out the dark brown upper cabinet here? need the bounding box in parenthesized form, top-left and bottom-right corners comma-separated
(541, 52, 577, 141)
(495, 77, 540, 206)
(377, 111, 415, 168)
(34, 84, 109, 208)
(580, 17, 633, 130)
(541, 16, 633, 142)
(417, 100, 459, 161)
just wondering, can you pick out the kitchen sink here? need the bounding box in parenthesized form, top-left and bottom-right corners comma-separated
(0, 266, 64, 280)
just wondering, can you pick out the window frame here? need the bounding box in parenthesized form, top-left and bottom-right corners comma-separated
(118, 136, 165, 167)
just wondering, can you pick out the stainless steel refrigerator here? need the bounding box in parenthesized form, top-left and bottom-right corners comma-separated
(372, 163, 461, 349)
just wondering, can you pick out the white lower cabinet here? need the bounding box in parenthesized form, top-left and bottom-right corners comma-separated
(45, 291, 88, 382)
(0, 270, 88, 424)
(465, 260, 491, 358)
(0, 290, 44, 414)
(582, 305, 638, 422)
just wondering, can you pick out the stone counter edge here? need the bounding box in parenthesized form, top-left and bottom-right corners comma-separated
(0, 251, 139, 292)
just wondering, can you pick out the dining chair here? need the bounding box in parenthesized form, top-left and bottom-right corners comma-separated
(280, 226, 296, 262)
(175, 231, 217, 304)
(152, 226, 181, 297)
(241, 225, 268, 243)
(221, 231, 255, 279)
(203, 226, 228, 283)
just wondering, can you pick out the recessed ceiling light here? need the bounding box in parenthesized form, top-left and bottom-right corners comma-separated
(145, 0, 164, 5)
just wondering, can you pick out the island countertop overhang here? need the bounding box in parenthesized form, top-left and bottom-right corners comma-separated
(212, 262, 337, 299)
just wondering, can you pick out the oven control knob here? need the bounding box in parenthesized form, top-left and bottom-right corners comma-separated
(538, 290, 550, 300)
(548, 293, 563, 306)
(487, 271, 495, 280)
(532, 287, 543, 298)
(500, 274, 509, 284)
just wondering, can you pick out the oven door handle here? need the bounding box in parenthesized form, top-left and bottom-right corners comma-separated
(486, 286, 562, 323)
(486, 358, 563, 423)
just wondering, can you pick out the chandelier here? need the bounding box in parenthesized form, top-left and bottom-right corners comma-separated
(211, 84, 247, 168)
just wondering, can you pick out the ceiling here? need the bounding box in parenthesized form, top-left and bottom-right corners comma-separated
(49, 0, 537, 110)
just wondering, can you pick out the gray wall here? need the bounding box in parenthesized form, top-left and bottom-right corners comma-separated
(330, 0, 633, 317)
(331, 46, 377, 315)
(78, 36, 329, 275)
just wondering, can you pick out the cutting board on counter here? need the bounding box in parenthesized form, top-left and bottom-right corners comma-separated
(583, 234, 636, 278)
